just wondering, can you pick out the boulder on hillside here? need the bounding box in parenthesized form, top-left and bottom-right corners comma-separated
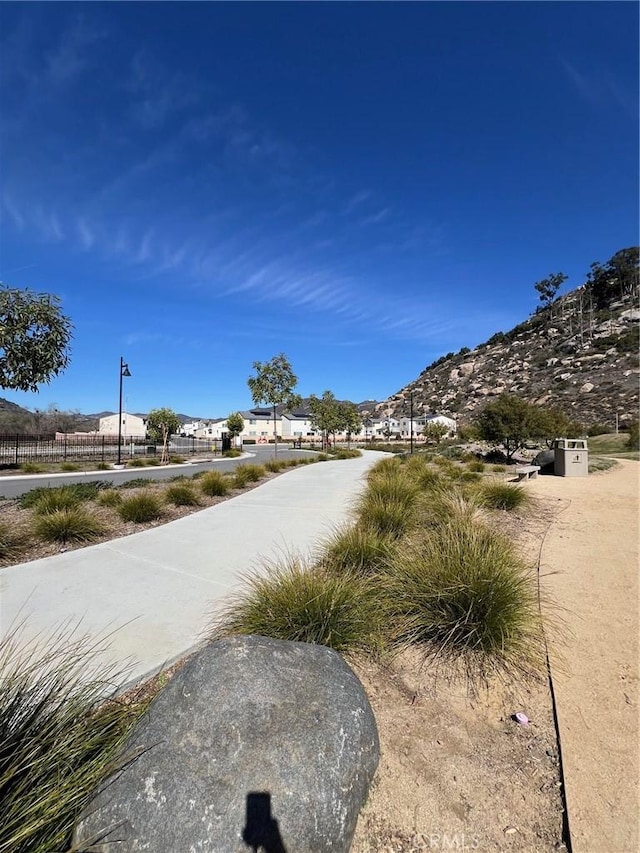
(74, 635, 380, 853)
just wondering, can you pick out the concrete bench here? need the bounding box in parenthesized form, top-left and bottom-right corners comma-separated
(515, 465, 540, 481)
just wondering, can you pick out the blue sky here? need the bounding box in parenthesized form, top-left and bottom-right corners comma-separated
(1, 2, 638, 418)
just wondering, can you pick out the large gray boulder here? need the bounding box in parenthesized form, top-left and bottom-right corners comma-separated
(74, 635, 379, 852)
(533, 448, 555, 473)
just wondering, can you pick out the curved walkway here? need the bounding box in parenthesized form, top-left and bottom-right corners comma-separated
(529, 461, 639, 853)
(0, 452, 387, 686)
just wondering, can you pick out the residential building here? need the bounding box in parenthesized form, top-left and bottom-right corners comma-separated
(98, 413, 147, 438)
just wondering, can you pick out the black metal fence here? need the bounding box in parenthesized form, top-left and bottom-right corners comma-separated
(0, 434, 217, 466)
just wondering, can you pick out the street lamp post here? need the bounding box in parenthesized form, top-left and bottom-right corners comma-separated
(117, 357, 131, 466)
(410, 390, 414, 454)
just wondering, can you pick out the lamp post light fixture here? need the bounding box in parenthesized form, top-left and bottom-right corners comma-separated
(117, 357, 132, 466)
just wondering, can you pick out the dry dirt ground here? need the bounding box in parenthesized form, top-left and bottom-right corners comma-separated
(350, 460, 638, 853)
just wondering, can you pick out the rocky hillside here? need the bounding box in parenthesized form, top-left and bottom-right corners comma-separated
(380, 250, 639, 429)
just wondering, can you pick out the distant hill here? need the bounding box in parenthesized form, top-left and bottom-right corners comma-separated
(379, 248, 639, 429)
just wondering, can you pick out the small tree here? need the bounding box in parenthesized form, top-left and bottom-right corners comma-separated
(475, 394, 546, 463)
(309, 391, 341, 450)
(423, 422, 448, 445)
(536, 407, 583, 448)
(534, 272, 567, 312)
(247, 353, 301, 456)
(338, 401, 361, 448)
(0, 285, 73, 392)
(226, 412, 245, 445)
(147, 407, 181, 464)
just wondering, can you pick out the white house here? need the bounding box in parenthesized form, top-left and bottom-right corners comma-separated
(98, 413, 147, 438)
(424, 414, 457, 435)
(239, 408, 282, 441)
(281, 412, 319, 439)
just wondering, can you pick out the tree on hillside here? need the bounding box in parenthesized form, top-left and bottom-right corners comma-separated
(247, 353, 301, 456)
(226, 411, 244, 443)
(586, 247, 639, 309)
(147, 407, 181, 464)
(534, 273, 567, 311)
(0, 285, 73, 392)
(475, 394, 547, 463)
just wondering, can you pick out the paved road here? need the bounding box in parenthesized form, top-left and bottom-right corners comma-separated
(0, 451, 386, 689)
(0, 445, 317, 498)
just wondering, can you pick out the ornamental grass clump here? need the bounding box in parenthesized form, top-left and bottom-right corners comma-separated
(32, 488, 81, 516)
(356, 470, 420, 539)
(477, 481, 533, 512)
(164, 483, 200, 507)
(96, 489, 122, 508)
(233, 464, 265, 488)
(0, 628, 144, 853)
(383, 518, 545, 680)
(209, 556, 386, 655)
(199, 471, 229, 497)
(322, 523, 395, 577)
(0, 522, 25, 562)
(264, 459, 287, 472)
(34, 508, 103, 544)
(117, 493, 163, 523)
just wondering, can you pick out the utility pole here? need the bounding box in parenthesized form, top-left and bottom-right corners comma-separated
(410, 390, 414, 454)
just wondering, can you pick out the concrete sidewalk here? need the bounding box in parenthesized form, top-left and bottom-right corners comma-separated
(0, 452, 386, 686)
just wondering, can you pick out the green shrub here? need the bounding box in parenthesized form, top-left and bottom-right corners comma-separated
(491, 464, 507, 473)
(60, 463, 79, 472)
(477, 481, 532, 512)
(118, 494, 163, 523)
(0, 629, 144, 853)
(127, 458, 147, 468)
(322, 524, 394, 577)
(168, 455, 185, 464)
(96, 489, 122, 508)
(96, 461, 112, 471)
(20, 462, 45, 473)
(233, 464, 265, 488)
(145, 457, 161, 466)
(466, 460, 485, 473)
(265, 459, 287, 473)
(209, 557, 386, 654)
(316, 453, 329, 462)
(118, 478, 152, 489)
(222, 449, 241, 458)
(34, 508, 104, 543)
(383, 518, 545, 679)
(199, 471, 229, 497)
(165, 483, 201, 507)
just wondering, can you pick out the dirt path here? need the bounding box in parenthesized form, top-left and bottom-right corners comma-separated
(529, 461, 639, 853)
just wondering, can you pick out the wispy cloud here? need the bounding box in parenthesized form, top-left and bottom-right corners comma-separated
(561, 58, 638, 119)
(360, 207, 391, 227)
(342, 190, 371, 215)
(43, 14, 110, 85)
